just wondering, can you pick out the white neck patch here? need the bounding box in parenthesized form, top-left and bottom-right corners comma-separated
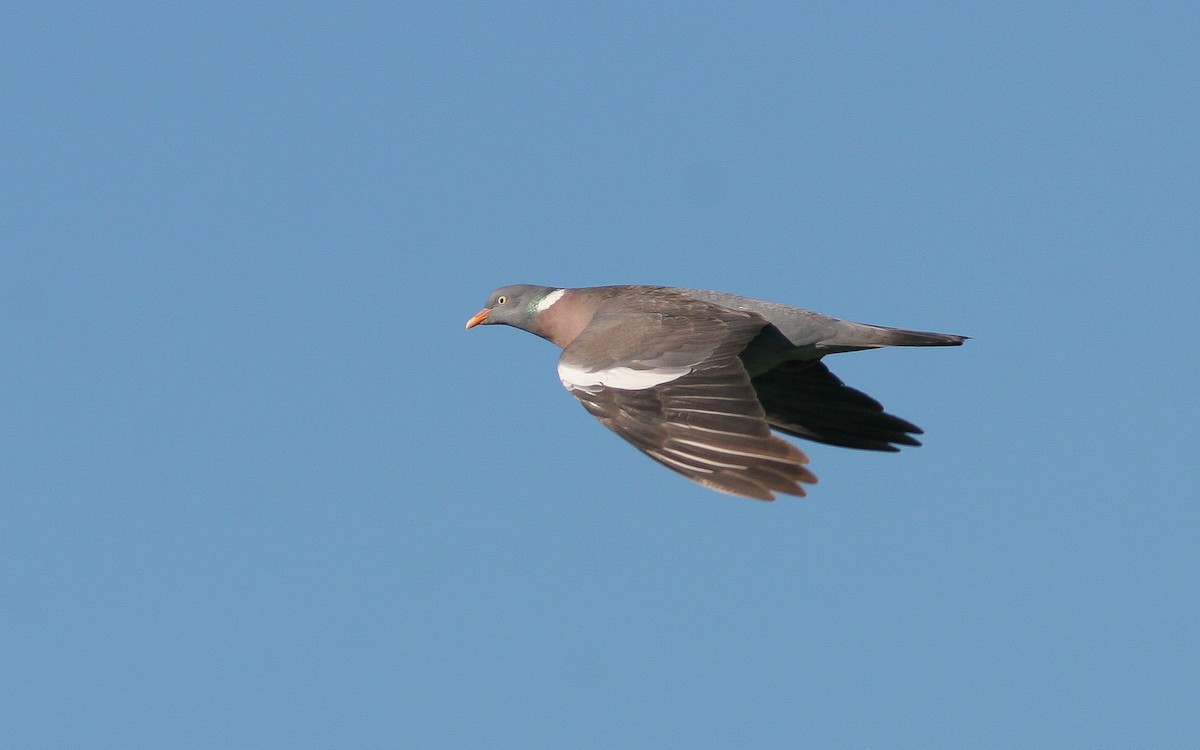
(535, 288, 566, 313)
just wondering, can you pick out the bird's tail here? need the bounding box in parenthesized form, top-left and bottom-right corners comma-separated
(867, 325, 967, 347)
(814, 320, 968, 353)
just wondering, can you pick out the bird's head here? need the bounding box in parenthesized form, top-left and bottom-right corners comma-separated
(465, 284, 563, 333)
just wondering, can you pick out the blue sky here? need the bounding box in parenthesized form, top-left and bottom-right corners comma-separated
(3, 3, 1197, 748)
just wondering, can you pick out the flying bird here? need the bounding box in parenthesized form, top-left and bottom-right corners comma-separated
(466, 285, 966, 500)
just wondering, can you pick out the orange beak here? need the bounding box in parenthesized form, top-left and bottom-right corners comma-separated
(465, 308, 490, 329)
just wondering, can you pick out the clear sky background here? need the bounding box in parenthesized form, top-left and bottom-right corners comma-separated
(3, 3, 1197, 748)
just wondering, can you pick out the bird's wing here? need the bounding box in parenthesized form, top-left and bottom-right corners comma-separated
(557, 291, 817, 500)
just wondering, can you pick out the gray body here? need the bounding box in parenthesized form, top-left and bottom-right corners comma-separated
(467, 283, 966, 500)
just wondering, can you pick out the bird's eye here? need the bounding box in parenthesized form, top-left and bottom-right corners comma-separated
(496, 295, 507, 305)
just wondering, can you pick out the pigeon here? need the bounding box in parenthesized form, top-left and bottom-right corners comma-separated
(466, 284, 966, 500)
